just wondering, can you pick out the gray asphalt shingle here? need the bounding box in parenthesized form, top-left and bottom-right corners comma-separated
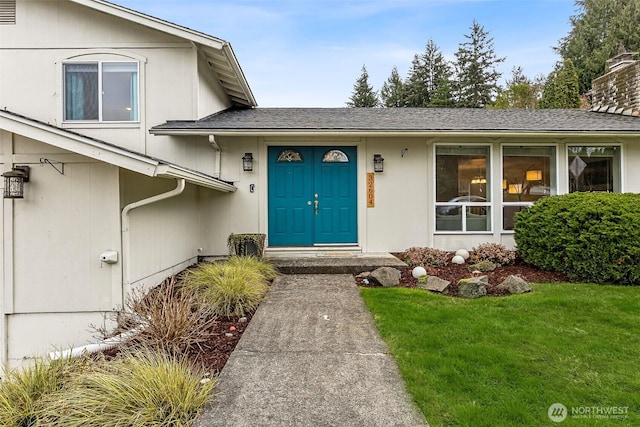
(152, 108, 640, 133)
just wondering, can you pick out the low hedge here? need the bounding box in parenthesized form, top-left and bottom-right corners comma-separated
(514, 192, 640, 285)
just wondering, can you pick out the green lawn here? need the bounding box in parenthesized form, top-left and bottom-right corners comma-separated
(361, 283, 640, 426)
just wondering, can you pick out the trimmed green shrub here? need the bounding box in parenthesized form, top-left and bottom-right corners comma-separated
(514, 192, 640, 284)
(183, 261, 270, 317)
(39, 350, 215, 427)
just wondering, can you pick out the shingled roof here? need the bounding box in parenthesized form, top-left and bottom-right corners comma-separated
(151, 108, 640, 135)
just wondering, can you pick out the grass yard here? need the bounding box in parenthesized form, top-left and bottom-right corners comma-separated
(361, 283, 640, 426)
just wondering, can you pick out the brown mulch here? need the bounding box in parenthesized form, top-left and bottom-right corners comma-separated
(356, 254, 569, 297)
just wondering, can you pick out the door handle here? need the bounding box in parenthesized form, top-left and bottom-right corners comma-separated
(314, 200, 319, 215)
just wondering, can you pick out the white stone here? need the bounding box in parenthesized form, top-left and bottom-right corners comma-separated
(452, 255, 466, 264)
(455, 249, 470, 260)
(412, 266, 427, 278)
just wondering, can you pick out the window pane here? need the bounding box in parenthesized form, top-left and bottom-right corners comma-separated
(467, 206, 490, 231)
(102, 62, 138, 121)
(503, 205, 529, 231)
(277, 150, 303, 162)
(322, 150, 349, 162)
(503, 146, 556, 202)
(436, 146, 490, 202)
(568, 146, 620, 192)
(64, 63, 98, 120)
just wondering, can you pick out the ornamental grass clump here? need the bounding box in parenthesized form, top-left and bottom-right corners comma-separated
(98, 276, 218, 357)
(183, 260, 270, 317)
(39, 350, 215, 427)
(225, 256, 279, 281)
(0, 356, 77, 427)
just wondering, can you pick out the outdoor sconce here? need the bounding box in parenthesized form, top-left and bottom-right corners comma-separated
(242, 153, 254, 172)
(373, 154, 384, 173)
(2, 166, 30, 199)
(526, 170, 542, 181)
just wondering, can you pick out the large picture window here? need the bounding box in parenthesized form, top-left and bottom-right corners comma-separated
(64, 62, 138, 122)
(568, 146, 620, 193)
(502, 146, 556, 231)
(435, 146, 491, 232)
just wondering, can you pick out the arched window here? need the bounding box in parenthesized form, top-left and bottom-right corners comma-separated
(322, 149, 349, 162)
(277, 149, 303, 162)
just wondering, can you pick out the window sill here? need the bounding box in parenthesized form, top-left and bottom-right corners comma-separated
(62, 122, 140, 129)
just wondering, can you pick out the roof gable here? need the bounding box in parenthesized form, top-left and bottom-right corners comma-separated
(69, 0, 256, 107)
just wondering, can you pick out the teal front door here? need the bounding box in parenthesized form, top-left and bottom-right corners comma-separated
(268, 146, 357, 246)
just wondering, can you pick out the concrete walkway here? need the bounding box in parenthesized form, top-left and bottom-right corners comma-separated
(195, 274, 428, 427)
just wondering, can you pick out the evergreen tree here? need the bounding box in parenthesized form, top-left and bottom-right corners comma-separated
(404, 54, 430, 107)
(454, 20, 505, 108)
(380, 66, 405, 107)
(403, 40, 453, 107)
(557, 0, 640, 94)
(346, 65, 379, 107)
(492, 67, 543, 109)
(538, 59, 581, 109)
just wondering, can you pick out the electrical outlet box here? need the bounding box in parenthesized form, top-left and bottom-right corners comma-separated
(100, 250, 118, 264)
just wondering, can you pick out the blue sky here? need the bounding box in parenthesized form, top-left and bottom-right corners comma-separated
(115, 0, 577, 107)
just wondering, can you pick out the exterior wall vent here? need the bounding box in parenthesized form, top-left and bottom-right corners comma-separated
(0, 0, 16, 24)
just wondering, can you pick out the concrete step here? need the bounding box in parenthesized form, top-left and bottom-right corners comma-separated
(265, 252, 407, 275)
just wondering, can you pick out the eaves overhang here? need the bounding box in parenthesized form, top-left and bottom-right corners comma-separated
(71, 0, 256, 107)
(149, 128, 640, 140)
(0, 110, 236, 193)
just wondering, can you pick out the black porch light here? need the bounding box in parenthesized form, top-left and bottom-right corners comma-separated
(373, 154, 384, 173)
(242, 153, 254, 172)
(2, 166, 30, 199)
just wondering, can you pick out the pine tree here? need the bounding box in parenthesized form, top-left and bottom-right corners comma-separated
(538, 59, 581, 109)
(454, 20, 505, 108)
(557, 0, 640, 94)
(380, 66, 405, 107)
(403, 40, 453, 107)
(346, 65, 379, 107)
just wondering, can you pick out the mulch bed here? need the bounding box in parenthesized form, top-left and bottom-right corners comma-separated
(356, 254, 569, 296)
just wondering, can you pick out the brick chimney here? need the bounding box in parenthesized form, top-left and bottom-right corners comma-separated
(591, 46, 640, 116)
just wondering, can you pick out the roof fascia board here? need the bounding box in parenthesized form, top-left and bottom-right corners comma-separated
(155, 165, 236, 192)
(0, 112, 236, 192)
(70, 0, 225, 49)
(149, 129, 640, 139)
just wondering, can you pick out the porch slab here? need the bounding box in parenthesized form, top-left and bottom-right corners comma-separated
(265, 252, 406, 274)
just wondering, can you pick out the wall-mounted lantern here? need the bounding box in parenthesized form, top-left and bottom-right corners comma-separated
(2, 166, 30, 199)
(242, 153, 254, 172)
(373, 154, 384, 173)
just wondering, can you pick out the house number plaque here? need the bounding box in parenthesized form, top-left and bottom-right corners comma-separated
(367, 173, 375, 208)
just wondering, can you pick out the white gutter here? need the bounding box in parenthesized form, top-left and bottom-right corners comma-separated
(121, 179, 186, 299)
(149, 129, 640, 139)
(209, 135, 221, 178)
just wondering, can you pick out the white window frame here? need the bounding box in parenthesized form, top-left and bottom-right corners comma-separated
(433, 143, 493, 234)
(500, 144, 559, 233)
(63, 60, 139, 123)
(566, 144, 623, 194)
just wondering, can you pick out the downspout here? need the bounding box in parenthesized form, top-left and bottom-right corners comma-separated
(50, 178, 186, 362)
(209, 135, 221, 178)
(121, 178, 186, 299)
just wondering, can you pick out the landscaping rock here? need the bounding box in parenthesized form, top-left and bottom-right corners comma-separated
(468, 261, 498, 272)
(370, 267, 401, 287)
(457, 276, 488, 298)
(417, 275, 451, 293)
(496, 275, 531, 294)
